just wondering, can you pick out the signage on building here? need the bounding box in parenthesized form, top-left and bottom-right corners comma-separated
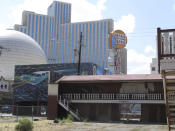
(107, 30, 127, 74)
(109, 30, 127, 49)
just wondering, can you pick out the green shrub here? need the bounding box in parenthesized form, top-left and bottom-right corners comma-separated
(15, 119, 33, 131)
(83, 118, 88, 122)
(67, 114, 74, 121)
(59, 114, 74, 123)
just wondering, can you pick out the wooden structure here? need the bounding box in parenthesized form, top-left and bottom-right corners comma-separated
(157, 28, 175, 130)
(157, 28, 175, 73)
(162, 71, 175, 131)
(47, 74, 166, 122)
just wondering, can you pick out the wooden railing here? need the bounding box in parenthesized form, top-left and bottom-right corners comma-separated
(60, 93, 164, 100)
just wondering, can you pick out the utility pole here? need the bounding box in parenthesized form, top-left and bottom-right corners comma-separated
(77, 32, 82, 75)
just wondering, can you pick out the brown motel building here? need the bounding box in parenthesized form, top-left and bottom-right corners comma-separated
(47, 74, 167, 123)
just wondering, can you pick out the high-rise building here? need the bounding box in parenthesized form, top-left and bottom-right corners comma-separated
(14, 1, 126, 74)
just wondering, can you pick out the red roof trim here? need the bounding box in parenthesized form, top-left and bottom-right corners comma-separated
(58, 74, 162, 83)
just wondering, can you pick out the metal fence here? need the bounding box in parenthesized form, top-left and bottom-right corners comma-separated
(0, 105, 47, 122)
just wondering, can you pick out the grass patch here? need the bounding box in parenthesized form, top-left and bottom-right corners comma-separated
(83, 118, 89, 122)
(15, 119, 33, 131)
(58, 114, 74, 123)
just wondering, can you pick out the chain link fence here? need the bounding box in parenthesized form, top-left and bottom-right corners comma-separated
(0, 105, 47, 122)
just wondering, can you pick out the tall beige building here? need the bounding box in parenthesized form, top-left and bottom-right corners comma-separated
(150, 58, 158, 74)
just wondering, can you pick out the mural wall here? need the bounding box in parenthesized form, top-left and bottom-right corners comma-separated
(13, 63, 97, 102)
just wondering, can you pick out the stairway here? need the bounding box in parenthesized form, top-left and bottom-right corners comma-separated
(58, 98, 81, 121)
(162, 70, 175, 131)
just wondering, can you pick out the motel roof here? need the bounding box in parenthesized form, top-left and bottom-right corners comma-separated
(57, 74, 163, 83)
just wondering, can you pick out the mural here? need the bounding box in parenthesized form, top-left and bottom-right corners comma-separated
(13, 63, 97, 102)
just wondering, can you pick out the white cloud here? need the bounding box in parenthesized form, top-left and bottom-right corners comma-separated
(127, 49, 153, 74)
(68, 0, 107, 22)
(114, 14, 136, 33)
(97, 0, 107, 11)
(128, 64, 150, 74)
(10, 0, 53, 25)
(9, 0, 108, 25)
(173, 2, 175, 11)
(144, 45, 156, 53)
(0, 24, 11, 34)
(0, 24, 8, 30)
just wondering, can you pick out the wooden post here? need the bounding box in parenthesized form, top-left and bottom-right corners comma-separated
(162, 70, 170, 131)
(157, 28, 161, 73)
(47, 83, 58, 120)
(37, 101, 40, 116)
(12, 101, 15, 115)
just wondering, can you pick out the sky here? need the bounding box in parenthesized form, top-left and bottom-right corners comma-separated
(1, 0, 175, 74)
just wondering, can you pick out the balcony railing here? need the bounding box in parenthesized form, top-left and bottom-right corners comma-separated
(60, 93, 164, 101)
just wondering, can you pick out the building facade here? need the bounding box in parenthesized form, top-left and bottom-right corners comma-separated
(47, 74, 166, 123)
(0, 76, 13, 104)
(0, 30, 47, 80)
(13, 63, 98, 103)
(14, 1, 126, 74)
(150, 58, 158, 74)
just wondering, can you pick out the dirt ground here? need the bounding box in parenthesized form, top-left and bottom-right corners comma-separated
(58, 122, 168, 131)
(0, 120, 168, 131)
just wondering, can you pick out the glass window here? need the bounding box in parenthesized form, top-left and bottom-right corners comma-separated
(4, 85, 7, 89)
(1, 85, 3, 89)
(170, 37, 172, 54)
(152, 67, 156, 71)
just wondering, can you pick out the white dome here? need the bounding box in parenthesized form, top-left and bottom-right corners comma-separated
(0, 30, 48, 80)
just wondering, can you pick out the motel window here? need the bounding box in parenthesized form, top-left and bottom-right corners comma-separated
(4, 85, 7, 89)
(170, 37, 172, 54)
(1, 85, 3, 89)
(152, 67, 156, 71)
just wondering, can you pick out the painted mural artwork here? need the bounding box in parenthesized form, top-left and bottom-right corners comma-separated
(13, 63, 97, 102)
